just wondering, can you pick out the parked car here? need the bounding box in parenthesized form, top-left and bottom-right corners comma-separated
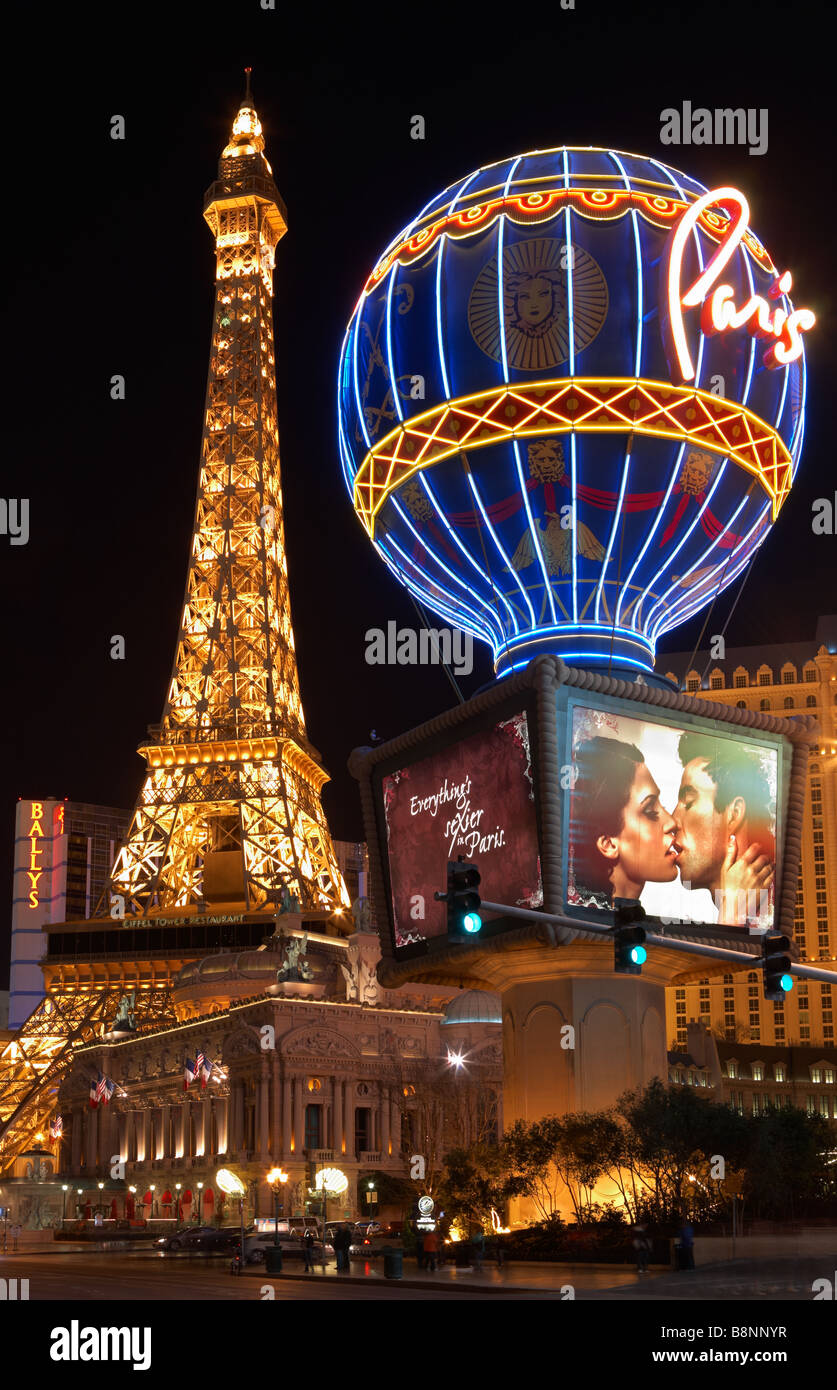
(348, 1224, 404, 1258)
(243, 1232, 326, 1264)
(157, 1226, 240, 1254)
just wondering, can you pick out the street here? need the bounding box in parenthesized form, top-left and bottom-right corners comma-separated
(1, 1248, 829, 1301)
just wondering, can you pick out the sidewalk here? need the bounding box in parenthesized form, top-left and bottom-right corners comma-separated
(240, 1257, 645, 1294)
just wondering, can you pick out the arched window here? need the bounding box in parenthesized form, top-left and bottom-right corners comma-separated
(803, 663, 817, 682)
(710, 668, 724, 689)
(760, 698, 770, 711)
(736, 700, 746, 708)
(733, 667, 748, 688)
(758, 666, 772, 686)
(782, 664, 797, 684)
(784, 696, 794, 709)
(806, 695, 817, 707)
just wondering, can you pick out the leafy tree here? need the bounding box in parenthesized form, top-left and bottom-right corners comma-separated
(743, 1107, 833, 1219)
(439, 1143, 514, 1228)
(502, 1117, 566, 1221)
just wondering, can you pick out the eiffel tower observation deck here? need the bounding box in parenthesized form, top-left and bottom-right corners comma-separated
(102, 73, 349, 922)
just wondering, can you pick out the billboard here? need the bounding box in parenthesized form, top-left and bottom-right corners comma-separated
(379, 710, 542, 951)
(564, 700, 782, 931)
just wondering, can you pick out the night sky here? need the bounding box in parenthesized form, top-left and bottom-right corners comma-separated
(2, 3, 834, 984)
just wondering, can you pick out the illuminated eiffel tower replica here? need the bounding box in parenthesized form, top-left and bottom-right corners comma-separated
(0, 75, 349, 1170)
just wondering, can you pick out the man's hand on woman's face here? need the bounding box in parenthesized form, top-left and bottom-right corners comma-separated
(717, 834, 774, 923)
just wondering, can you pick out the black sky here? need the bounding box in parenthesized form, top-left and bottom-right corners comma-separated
(1, 2, 834, 983)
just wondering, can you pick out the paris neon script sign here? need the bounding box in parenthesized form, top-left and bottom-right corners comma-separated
(666, 186, 815, 381)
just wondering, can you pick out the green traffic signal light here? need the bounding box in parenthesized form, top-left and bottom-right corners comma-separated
(437, 858, 482, 939)
(613, 898, 647, 975)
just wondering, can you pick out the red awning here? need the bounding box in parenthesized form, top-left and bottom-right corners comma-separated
(162, 1190, 172, 1203)
(203, 1187, 214, 1205)
(183, 1189, 193, 1203)
(143, 1191, 152, 1204)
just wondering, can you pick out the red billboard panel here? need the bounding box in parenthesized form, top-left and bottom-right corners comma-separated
(381, 711, 542, 949)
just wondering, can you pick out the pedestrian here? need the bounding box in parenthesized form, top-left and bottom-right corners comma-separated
(303, 1227, 316, 1272)
(632, 1222, 650, 1275)
(493, 1234, 505, 1268)
(678, 1216, 695, 1271)
(423, 1227, 439, 1273)
(471, 1228, 485, 1271)
(11, 1222, 21, 1251)
(334, 1223, 351, 1272)
(415, 1230, 425, 1269)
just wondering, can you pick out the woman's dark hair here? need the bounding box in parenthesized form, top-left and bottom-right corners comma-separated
(570, 737, 644, 900)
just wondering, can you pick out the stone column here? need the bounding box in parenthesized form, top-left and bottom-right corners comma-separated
(86, 1104, 99, 1172)
(71, 1107, 82, 1171)
(258, 1068, 269, 1157)
(293, 1076, 304, 1156)
(381, 1086, 391, 1158)
(334, 1079, 344, 1156)
(390, 1093, 402, 1157)
(270, 1054, 281, 1158)
(344, 1082, 354, 1159)
(230, 1083, 242, 1155)
(282, 1073, 292, 1158)
(173, 1105, 185, 1160)
(158, 1104, 170, 1160)
(216, 1097, 229, 1156)
(190, 1100, 201, 1156)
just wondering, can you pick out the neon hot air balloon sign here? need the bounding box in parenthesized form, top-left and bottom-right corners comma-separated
(666, 186, 816, 380)
(338, 149, 818, 677)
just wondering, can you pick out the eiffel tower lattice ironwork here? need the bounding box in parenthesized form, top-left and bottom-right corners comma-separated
(101, 76, 348, 919)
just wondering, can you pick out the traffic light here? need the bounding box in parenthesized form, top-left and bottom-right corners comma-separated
(437, 858, 482, 938)
(613, 899, 647, 975)
(762, 933, 794, 1001)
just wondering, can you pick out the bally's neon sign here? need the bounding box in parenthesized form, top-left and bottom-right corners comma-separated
(667, 186, 815, 381)
(27, 801, 45, 908)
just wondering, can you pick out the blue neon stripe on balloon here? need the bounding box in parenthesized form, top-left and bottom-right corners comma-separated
(417, 472, 521, 634)
(638, 455, 729, 632)
(466, 468, 537, 629)
(352, 308, 372, 454)
(645, 490, 750, 635)
(653, 502, 771, 639)
(389, 495, 508, 644)
(512, 437, 558, 625)
(497, 157, 523, 381)
(614, 441, 687, 631)
(385, 263, 403, 425)
(377, 531, 495, 645)
(434, 167, 483, 405)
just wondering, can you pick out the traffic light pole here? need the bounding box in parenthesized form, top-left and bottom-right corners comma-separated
(478, 901, 837, 984)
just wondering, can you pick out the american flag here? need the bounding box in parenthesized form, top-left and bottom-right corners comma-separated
(195, 1051, 212, 1088)
(95, 1072, 115, 1105)
(50, 1115, 63, 1139)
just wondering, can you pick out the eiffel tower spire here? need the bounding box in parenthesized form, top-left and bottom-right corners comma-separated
(103, 80, 349, 919)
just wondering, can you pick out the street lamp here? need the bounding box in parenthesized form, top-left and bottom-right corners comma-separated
(175, 1182, 181, 1226)
(197, 1180, 203, 1224)
(266, 1167, 289, 1245)
(61, 1184, 68, 1226)
(150, 1184, 156, 1219)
